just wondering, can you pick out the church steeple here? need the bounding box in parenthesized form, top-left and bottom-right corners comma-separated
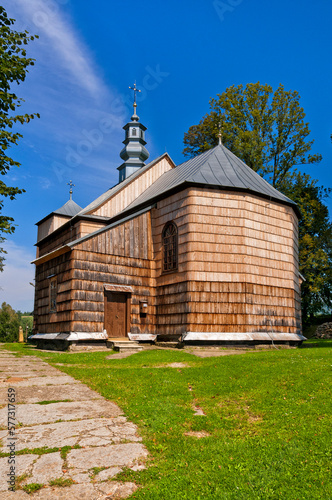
(118, 83, 149, 182)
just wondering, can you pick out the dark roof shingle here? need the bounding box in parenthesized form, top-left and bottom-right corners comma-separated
(125, 144, 298, 213)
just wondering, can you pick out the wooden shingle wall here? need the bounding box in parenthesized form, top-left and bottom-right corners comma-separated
(70, 212, 155, 333)
(34, 253, 74, 333)
(34, 212, 155, 335)
(152, 187, 301, 337)
(37, 215, 71, 243)
(37, 220, 107, 258)
(34, 185, 300, 338)
(151, 189, 192, 338)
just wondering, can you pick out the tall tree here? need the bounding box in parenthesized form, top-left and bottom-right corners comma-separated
(183, 82, 321, 189)
(0, 6, 39, 270)
(183, 83, 331, 323)
(281, 173, 332, 322)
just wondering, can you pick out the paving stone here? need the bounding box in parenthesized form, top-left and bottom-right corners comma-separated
(0, 454, 36, 492)
(0, 399, 122, 427)
(1, 417, 138, 452)
(67, 471, 91, 484)
(95, 466, 121, 481)
(0, 350, 148, 499)
(67, 443, 148, 470)
(0, 363, 48, 370)
(0, 384, 103, 404)
(79, 436, 114, 447)
(0, 371, 58, 381)
(184, 430, 211, 438)
(0, 375, 79, 387)
(97, 481, 139, 498)
(27, 452, 63, 484)
(3, 491, 30, 498)
(32, 483, 103, 499)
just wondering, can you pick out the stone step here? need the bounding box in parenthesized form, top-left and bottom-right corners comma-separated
(106, 340, 143, 352)
(155, 341, 183, 349)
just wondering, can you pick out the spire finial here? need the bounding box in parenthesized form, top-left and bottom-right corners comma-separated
(129, 82, 141, 118)
(218, 121, 223, 145)
(67, 180, 75, 200)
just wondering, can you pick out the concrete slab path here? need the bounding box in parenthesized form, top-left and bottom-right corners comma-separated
(0, 350, 147, 499)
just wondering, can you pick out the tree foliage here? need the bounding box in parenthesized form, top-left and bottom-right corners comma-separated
(281, 173, 332, 321)
(183, 82, 322, 189)
(183, 82, 331, 323)
(0, 302, 19, 342)
(0, 6, 39, 270)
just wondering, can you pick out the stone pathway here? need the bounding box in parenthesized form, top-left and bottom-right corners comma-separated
(0, 350, 147, 499)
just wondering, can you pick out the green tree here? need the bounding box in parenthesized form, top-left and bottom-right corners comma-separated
(0, 302, 19, 342)
(183, 83, 331, 323)
(0, 7, 39, 270)
(281, 173, 332, 322)
(183, 82, 321, 189)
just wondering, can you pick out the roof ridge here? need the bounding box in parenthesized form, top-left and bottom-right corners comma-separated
(176, 146, 218, 171)
(123, 143, 298, 215)
(77, 152, 174, 216)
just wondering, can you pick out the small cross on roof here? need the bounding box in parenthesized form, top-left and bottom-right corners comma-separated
(67, 180, 75, 200)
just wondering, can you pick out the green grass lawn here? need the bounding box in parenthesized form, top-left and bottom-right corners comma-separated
(4, 341, 332, 499)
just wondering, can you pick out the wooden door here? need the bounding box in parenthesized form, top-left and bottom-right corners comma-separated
(104, 292, 128, 338)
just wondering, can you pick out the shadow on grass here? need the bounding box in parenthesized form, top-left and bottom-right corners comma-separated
(301, 339, 332, 348)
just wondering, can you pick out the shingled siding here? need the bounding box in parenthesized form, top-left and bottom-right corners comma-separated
(34, 212, 155, 335)
(37, 214, 70, 243)
(151, 187, 300, 338)
(183, 188, 301, 334)
(37, 220, 107, 258)
(34, 253, 74, 333)
(151, 189, 192, 338)
(69, 212, 155, 334)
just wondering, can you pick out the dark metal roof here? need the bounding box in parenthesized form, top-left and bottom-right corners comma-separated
(125, 144, 299, 213)
(53, 199, 82, 217)
(36, 199, 82, 225)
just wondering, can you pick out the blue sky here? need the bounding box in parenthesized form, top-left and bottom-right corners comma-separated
(1, 0, 331, 311)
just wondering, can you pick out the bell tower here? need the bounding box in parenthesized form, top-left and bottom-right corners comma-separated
(118, 83, 149, 182)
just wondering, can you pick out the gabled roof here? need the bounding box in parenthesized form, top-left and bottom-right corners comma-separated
(36, 199, 82, 225)
(125, 144, 299, 214)
(78, 152, 174, 216)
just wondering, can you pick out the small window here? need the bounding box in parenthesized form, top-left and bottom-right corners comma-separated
(49, 278, 57, 313)
(132, 128, 137, 136)
(162, 222, 178, 272)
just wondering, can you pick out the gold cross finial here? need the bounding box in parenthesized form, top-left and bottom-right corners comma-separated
(67, 180, 75, 200)
(129, 82, 141, 109)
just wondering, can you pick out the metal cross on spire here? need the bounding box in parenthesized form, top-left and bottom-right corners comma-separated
(129, 82, 141, 110)
(218, 121, 223, 145)
(67, 180, 75, 200)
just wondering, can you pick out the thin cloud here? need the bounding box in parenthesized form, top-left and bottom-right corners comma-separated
(15, 0, 109, 100)
(0, 241, 35, 312)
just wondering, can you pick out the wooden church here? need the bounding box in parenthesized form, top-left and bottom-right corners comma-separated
(31, 89, 305, 349)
